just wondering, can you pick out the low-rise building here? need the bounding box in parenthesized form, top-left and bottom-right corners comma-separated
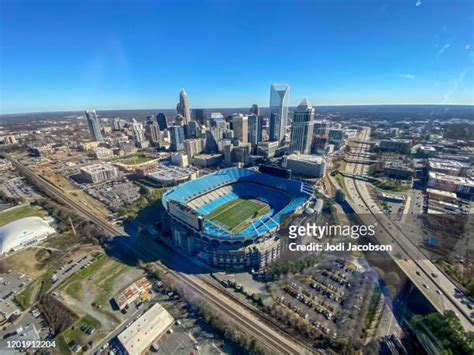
(417, 145, 437, 157)
(80, 141, 100, 151)
(30, 145, 54, 157)
(384, 161, 414, 179)
(284, 153, 326, 178)
(257, 141, 279, 158)
(93, 147, 114, 160)
(428, 158, 470, 177)
(80, 163, 118, 183)
(427, 171, 474, 197)
(117, 303, 174, 355)
(192, 153, 223, 167)
(380, 139, 411, 153)
(113, 277, 152, 311)
(426, 188, 458, 204)
(146, 164, 198, 186)
(170, 152, 189, 167)
(0, 159, 12, 171)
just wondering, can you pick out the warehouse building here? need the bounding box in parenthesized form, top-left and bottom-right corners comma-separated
(117, 303, 174, 354)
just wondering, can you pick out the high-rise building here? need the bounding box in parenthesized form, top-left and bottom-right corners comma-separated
(85, 110, 104, 142)
(112, 117, 128, 131)
(192, 109, 205, 124)
(169, 125, 185, 151)
(289, 99, 315, 154)
(249, 104, 260, 116)
(185, 120, 200, 139)
(269, 83, 290, 146)
(2, 135, 17, 145)
(248, 114, 263, 146)
(232, 114, 248, 143)
(176, 89, 191, 125)
(184, 138, 204, 160)
(146, 114, 155, 124)
(156, 113, 168, 131)
(131, 119, 146, 144)
(148, 122, 161, 144)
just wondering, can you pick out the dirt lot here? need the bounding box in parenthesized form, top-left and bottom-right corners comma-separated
(58, 255, 145, 333)
(39, 170, 110, 216)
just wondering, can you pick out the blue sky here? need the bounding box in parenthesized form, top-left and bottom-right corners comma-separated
(1, 0, 473, 113)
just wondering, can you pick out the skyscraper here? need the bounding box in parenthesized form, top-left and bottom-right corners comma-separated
(249, 104, 260, 116)
(192, 108, 205, 124)
(289, 99, 315, 154)
(85, 110, 104, 142)
(146, 114, 155, 124)
(185, 120, 200, 138)
(176, 89, 191, 125)
(232, 114, 248, 143)
(269, 83, 290, 146)
(156, 112, 168, 131)
(184, 138, 204, 160)
(169, 125, 185, 151)
(248, 114, 263, 146)
(148, 122, 161, 144)
(131, 118, 147, 147)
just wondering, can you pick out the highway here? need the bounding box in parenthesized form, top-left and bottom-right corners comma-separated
(5, 155, 311, 355)
(342, 128, 473, 332)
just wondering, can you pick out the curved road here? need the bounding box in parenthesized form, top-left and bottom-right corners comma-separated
(343, 128, 473, 332)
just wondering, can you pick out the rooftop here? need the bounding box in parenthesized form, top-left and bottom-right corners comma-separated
(80, 163, 116, 174)
(428, 171, 474, 186)
(286, 154, 325, 163)
(117, 303, 174, 354)
(147, 163, 197, 182)
(428, 158, 470, 170)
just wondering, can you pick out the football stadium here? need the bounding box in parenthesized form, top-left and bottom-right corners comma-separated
(162, 168, 313, 269)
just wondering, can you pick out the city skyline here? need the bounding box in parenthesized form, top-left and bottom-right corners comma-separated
(1, 0, 474, 114)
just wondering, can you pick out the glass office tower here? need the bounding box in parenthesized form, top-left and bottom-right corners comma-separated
(269, 83, 290, 146)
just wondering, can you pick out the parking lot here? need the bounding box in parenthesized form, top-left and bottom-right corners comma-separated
(274, 258, 373, 340)
(0, 177, 36, 200)
(53, 253, 100, 291)
(85, 181, 141, 212)
(0, 271, 52, 351)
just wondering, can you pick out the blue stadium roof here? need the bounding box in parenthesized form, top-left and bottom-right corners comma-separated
(163, 168, 312, 240)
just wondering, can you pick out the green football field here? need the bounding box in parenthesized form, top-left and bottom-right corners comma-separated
(205, 198, 270, 233)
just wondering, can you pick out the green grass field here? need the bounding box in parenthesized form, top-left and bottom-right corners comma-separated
(205, 199, 270, 233)
(0, 204, 44, 227)
(118, 154, 153, 165)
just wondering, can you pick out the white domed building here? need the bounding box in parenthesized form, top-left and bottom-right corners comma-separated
(0, 216, 56, 255)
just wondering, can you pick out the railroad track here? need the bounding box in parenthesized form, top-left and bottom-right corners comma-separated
(6, 156, 312, 354)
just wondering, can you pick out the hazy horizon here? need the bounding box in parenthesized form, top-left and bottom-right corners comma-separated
(0, 103, 474, 118)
